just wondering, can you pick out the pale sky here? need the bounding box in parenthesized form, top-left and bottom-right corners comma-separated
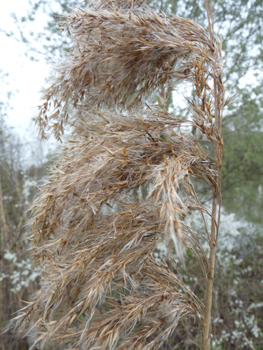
(0, 0, 50, 138)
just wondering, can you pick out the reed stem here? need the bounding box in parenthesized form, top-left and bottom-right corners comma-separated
(202, 77, 222, 350)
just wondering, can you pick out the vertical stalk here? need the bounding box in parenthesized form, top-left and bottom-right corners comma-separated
(0, 174, 8, 344)
(202, 79, 222, 350)
(202, 193, 217, 349)
(0, 175, 8, 244)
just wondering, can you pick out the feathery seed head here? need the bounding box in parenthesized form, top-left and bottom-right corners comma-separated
(8, 0, 225, 348)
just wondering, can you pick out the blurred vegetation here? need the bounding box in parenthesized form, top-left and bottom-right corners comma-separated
(1, 0, 263, 349)
(156, 213, 263, 349)
(0, 121, 54, 349)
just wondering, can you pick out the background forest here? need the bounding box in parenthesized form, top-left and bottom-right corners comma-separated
(0, 0, 262, 349)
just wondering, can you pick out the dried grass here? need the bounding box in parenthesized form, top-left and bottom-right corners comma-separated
(37, 3, 222, 141)
(6, 0, 226, 349)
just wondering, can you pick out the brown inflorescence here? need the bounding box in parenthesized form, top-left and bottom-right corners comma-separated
(7, 0, 226, 349)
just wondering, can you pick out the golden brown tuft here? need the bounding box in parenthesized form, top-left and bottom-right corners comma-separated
(7, 0, 226, 349)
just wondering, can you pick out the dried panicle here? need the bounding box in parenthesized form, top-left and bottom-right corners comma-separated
(9, 109, 213, 348)
(7, 0, 225, 348)
(89, 0, 147, 10)
(37, 4, 222, 140)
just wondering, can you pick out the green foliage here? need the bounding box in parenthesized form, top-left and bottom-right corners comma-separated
(222, 129, 263, 222)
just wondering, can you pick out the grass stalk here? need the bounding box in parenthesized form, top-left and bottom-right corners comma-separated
(202, 76, 223, 349)
(202, 193, 218, 349)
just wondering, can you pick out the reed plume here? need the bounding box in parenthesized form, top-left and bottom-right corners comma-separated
(6, 0, 227, 349)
